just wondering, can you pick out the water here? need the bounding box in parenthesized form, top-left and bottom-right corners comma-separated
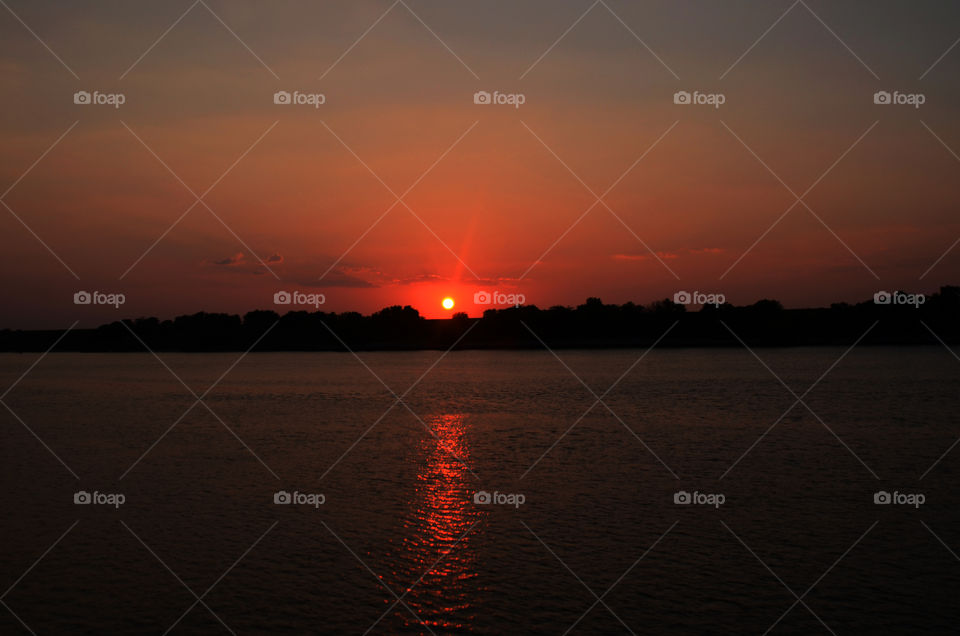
(1, 348, 958, 634)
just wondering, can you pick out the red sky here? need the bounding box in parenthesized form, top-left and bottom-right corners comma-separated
(1, 0, 959, 326)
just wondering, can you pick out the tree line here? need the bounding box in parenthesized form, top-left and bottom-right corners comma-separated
(1, 287, 957, 352)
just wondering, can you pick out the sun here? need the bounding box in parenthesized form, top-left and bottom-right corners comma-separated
(442, 297, 455, 310)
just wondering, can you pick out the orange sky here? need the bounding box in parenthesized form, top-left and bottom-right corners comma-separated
(1, 0, 959, 326)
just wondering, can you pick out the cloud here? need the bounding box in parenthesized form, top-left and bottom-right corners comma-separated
(210, 256, 515, 290)
(210, 252, 246, 266)
(295, 265, 514, 289)
(688, 247, 725, 255)
(293, 265, 378, 288)
(206, 252, 286, 271)
(613, 247, 725, 261)
(613, 251, 678, 261)
(393, 273, 447, 285)
(310, 266, 442, 288)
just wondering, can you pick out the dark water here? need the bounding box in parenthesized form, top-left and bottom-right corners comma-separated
(1, 348, 959, 634)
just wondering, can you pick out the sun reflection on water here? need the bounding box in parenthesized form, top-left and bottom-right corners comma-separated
(386, 413, 482, 633)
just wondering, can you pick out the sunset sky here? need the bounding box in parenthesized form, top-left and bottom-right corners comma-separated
(1, 0, 959, 327)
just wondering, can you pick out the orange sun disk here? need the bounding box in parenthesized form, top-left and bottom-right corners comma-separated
(442, 297, 455, 310)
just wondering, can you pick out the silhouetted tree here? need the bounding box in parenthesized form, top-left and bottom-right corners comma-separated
(4, 289, 959, 352)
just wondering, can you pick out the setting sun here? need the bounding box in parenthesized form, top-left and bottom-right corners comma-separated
(442, 297, 455, 310)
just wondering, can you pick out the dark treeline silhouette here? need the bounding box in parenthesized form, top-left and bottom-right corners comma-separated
(2, 287, 958, 352)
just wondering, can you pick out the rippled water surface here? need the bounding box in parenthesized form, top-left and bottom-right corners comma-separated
(1, 348, 959, 634)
